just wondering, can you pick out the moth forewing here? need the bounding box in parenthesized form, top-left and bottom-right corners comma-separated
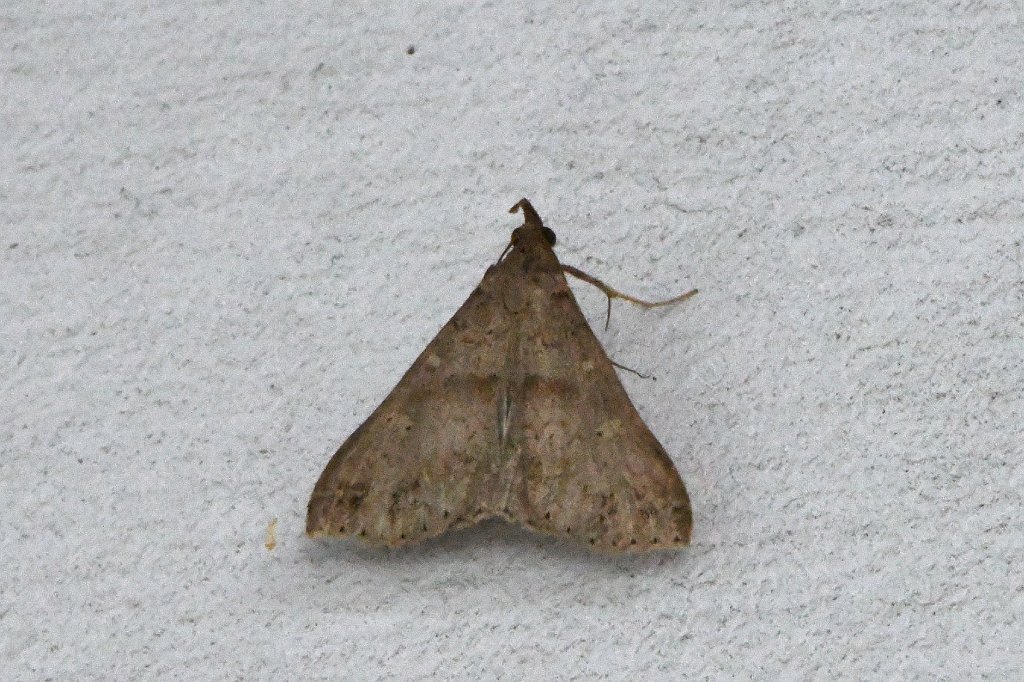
(306, 199, 693, 552)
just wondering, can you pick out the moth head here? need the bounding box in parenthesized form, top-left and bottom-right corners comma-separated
(508, 198, 557, 246)
(509, 224, 557, 249)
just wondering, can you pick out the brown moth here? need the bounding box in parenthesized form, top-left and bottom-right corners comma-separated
(307, 199, 695, 552)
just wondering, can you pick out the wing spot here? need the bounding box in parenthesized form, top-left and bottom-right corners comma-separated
(338, 525, 346, 532)
(565, 526, 572, 534)
(399, 533, 406, 540)
(443, 510, 450, 518)
(630, 538, 637, 545)
(544, 511, 551, 520)
(422, 523, 428, 531)
(673, 535, 682, 542)
(651, 537, 660, 544)
(359, 529, 367, 537)
(589, 538, 596, 545)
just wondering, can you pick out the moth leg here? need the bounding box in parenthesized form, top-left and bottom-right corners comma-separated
(610, 359, 652, 380)
(561, 264, 698, 330)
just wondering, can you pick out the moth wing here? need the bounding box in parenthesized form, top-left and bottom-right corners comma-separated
(509, 270, 692, 551)
(306, 275, 508, 547)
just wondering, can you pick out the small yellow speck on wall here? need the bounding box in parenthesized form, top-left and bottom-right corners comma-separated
(264, 518, 277, 551)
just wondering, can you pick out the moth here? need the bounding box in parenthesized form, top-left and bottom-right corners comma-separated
(307, 199, 695, 552)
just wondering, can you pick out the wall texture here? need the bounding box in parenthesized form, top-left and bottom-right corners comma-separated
(3, 2, 1022, 679)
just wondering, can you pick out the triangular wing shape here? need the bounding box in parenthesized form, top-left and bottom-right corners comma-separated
(306, 270, 511, 547)
(307, 199, 692, 552)
(501, 258, 692, 552)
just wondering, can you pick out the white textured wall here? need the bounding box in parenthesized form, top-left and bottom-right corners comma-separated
(3, 2, 1022, 679)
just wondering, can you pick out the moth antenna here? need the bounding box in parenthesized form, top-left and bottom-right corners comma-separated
(561, 264, 698, 330)
(496, 240, 514, 264)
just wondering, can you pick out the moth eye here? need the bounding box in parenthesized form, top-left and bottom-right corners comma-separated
(541, 226, 556, 246)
